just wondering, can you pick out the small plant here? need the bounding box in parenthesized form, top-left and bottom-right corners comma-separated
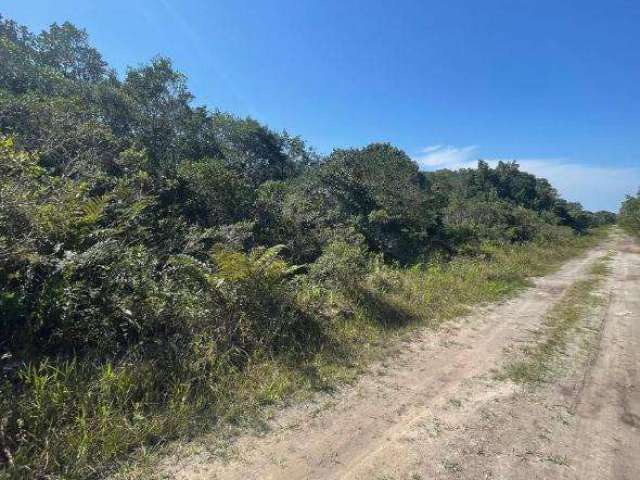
(443, 460, 463, 472)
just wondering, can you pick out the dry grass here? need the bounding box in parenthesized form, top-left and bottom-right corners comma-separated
(503, 252, 612, 384)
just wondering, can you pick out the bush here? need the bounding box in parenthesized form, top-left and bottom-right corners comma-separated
(308, 239, 369, 288)
(176, 158, 254, 227)
(619, 190, 640, 236)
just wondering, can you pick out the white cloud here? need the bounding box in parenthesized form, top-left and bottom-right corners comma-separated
(508, 159, 640, 212)
(413, 145, 640, 212)
(414, 144, 478, 169)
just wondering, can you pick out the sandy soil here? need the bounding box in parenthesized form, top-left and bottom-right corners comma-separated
(160, 232, 640, 480)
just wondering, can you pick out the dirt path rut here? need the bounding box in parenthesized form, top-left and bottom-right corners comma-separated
(568, 235, 640, 479)
(163, 233, 640, 480)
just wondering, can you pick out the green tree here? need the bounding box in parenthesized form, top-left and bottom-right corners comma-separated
(176, 158, 254, 227)
(122, 57, 195, 169)
(619, 190, 640, 235)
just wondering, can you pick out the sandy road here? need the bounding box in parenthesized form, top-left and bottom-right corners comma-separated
(163, 232, 639, 480)
(568, 235, 640, 480)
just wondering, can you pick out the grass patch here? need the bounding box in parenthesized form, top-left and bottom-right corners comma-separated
(502, 253, 612, 384)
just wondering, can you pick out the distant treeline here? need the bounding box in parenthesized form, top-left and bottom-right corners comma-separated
(0, 16, 616, 477)
(619, 190, 640, 236)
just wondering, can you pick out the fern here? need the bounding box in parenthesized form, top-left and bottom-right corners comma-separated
(79, 194, 109, 225)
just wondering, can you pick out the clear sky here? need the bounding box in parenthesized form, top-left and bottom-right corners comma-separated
(3, 1, 639, 211)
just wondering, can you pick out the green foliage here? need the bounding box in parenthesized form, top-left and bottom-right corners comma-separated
(590, 210, 616, 227)
(619, 190, 640, 236)
(308, 239, 369, 287)
(427, 159, 603, 246)
(212, 112, 311, 186)
(176, 158, 254, 227)
(0, 15, 613, 479)
(0, 16, 108, 95)
(272, 143, 441, 263)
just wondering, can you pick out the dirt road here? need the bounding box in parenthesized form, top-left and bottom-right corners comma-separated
(163, 232, 640, 480)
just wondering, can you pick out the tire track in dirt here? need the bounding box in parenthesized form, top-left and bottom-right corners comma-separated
(369, 231, 640, 480)
(567, 235, 640, 480)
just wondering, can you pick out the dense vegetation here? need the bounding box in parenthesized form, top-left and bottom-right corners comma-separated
(619, 190, 640, 236)
(0, 16, 614, 478)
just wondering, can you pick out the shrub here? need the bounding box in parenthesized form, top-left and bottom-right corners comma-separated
(619, 190, 640, 236)
(308, 239, 369, 288)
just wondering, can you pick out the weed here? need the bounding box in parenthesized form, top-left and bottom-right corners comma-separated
(545, 454, 569, 466)
(443, 460, 463, 472)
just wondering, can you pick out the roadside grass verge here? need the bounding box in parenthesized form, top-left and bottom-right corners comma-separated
(502, 252, 613, 385)
(121, 230, 608, 478)
(1, 230, 609, 479)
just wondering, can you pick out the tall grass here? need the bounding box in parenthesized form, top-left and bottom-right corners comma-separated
(0, 229, 607, 479)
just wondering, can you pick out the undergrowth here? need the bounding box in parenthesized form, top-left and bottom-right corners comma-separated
(0, 229, 608, 479)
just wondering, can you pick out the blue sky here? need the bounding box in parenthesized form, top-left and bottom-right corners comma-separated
(4, 0, 639, 211)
